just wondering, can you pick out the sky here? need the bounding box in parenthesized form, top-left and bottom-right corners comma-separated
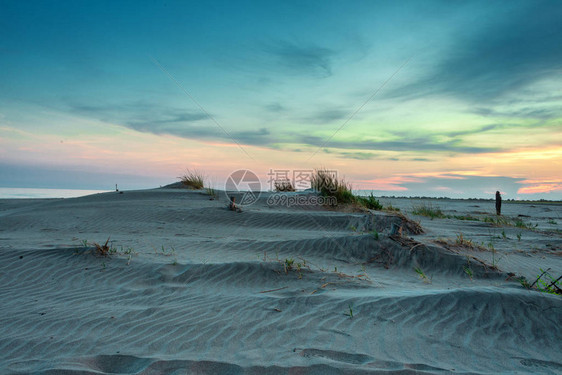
(1, 0, 561, 199)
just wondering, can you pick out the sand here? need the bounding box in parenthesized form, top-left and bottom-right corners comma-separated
(0, 189, 561, 374)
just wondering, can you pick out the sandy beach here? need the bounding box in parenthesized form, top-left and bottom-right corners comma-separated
(0, 188, 561, 374)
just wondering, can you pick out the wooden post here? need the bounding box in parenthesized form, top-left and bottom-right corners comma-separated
(495, 191, 502, 215)
(229, 196, 236, 211)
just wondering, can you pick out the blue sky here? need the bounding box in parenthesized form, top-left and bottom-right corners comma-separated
(1, 0, 561, 198)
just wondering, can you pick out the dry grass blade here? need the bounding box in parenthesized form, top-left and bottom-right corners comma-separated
(94, 237, 111, 257)
(179, 169, 205, 189)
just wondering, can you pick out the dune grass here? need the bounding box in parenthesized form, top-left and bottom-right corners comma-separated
(311, 169, 382, 209)
(311, 169, 355, 204)
(179, 169, 205, 189)
(412, 202, 446, 219)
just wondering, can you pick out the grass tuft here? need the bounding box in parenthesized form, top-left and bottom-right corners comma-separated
(412, 202, 445, 219)
(311, 169, 355, 205)
(311, 169, 383, 209)
(355, 193, 383, 210)
(179, 169, 205, 189)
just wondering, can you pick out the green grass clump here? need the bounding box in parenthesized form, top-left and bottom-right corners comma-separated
(355, 193, 383, 210)
(311, 169, 355, 205)
(311, 169, 383, 209)
(412, 202, 445, 219)
(513, 218, 537, 229)
(483, 216, 537, 229)
(385, 204, 400, 212)
(179, 169, 205, 189)
(521, 268, 562, 295)
(483, 216, 511, 226)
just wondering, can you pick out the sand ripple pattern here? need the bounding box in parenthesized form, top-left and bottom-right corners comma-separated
(1, 190, 561, 374)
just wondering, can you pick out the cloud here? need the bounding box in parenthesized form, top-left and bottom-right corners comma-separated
(264, 103, 287, 112)
(302, 108, 349, 124)
(361, 173, 527, 198)
(472, 106, 562, 120)
(301, 135, 498, 154)
(323, 148, 376, 160)
(263, 40, 336, 78)
(516, 179, 562, 194)
(389, 2, 562, 103)
(68, 100, 274, 146)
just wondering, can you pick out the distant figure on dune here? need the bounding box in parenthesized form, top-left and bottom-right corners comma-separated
(495, 191, 502, 215)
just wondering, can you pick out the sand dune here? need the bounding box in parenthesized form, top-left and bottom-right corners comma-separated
(0, 189, 560, 374)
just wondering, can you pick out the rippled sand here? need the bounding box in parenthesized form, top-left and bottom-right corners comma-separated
(1, 189, 560, 374)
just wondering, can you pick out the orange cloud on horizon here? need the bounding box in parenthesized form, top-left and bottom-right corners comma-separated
(517, 183, 562, 194)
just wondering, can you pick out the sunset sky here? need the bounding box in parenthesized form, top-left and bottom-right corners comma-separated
(1, 0, 561, 199)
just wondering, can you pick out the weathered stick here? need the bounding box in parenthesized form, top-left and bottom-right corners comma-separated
(529, 268, 550, 289)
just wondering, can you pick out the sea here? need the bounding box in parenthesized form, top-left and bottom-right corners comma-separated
(0, 188, 110, 199)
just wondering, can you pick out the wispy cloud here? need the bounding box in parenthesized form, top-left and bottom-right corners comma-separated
(302, 109, 349, 124)
(517, 178, 562, 194)
(264, 103, 287, 112)
(262, 40, 336, 78)
(389, 2, 562, 103)
(300, 135, 499, 154)
(361, 172, 527, 198)
(67, 100, 274, 146)
(323, 149, 376, 160)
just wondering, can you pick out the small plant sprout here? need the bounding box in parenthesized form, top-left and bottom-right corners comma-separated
(517, 232, 522, 241)
(535, 268, 562, 295)
(456, 233, 474, 248)
(284, 258, 294, 274)
(414, 267, 431, 283)
(345, 304, 354, 319)
(463, 266, 473, 280)
(464, 258, 473, 280)
(501, 229, 507, 239)
(81, 239, 89, 248)
(350, 225, 357, 232)
(372, 230, 379, 240)
(518, 277, 531, 289)
(206, 186, 218, 199)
